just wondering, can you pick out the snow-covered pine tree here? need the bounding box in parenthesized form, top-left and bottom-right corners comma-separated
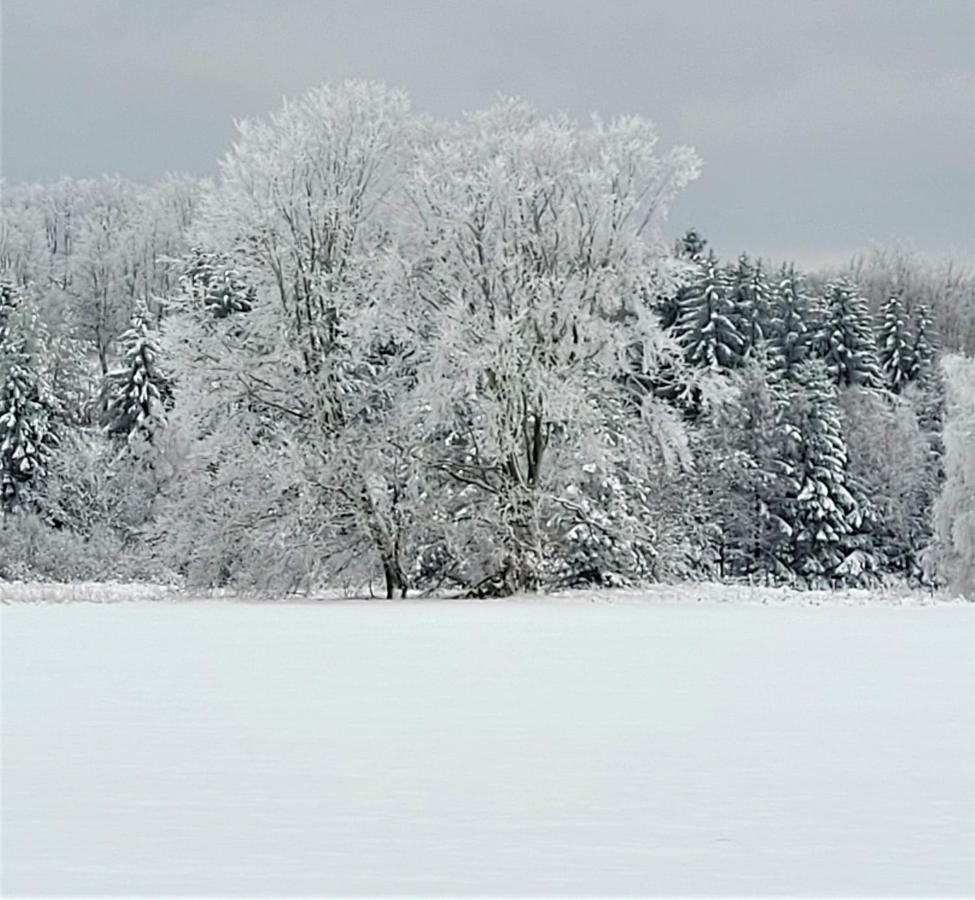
(659, 232, 708, 331)
(816, 279, 883, 389)
(727, 253, 770, 356)
(909, 303, 937, 383)
(675, 228, 707, 261)
(0, 280, 20, 346)
(102, 317, 170, 444)
(0, 302, 58, 513)
(767, 264, 813, 381)
(876, 294, 915, 392)
(773, 359, 864, 583)
(674, 250, 744, 370)
(182, 249, 255, 318)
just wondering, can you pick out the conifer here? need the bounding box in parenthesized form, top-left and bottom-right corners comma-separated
(877, 294, 915, 392)
(674, 251, 744, 370)
(102, 317, 170, 443)
(817, 279, 883, 388)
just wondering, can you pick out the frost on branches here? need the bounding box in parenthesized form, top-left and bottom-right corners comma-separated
(157, 82, 419, 597)
(408, 100, 700, 593)
(932, 355, 975, 597)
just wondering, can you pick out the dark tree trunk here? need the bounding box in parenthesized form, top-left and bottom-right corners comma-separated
(382, 556, 407, 600)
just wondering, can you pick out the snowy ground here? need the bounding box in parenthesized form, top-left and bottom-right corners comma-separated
(2, 590, 973, 895)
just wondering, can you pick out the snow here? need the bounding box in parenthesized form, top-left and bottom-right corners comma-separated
(3, 594, 973, 895)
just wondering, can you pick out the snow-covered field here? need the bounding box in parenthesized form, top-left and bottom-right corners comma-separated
(2, 591, 973, 895)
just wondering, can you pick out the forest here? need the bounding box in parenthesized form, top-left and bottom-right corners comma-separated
(1, 82, 973, 597)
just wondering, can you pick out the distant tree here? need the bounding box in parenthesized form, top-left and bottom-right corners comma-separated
(931, 355, 975, 597)
(102, 317, 170, 444)
(0, 301, 58, 513)
(727, 253, 770, 356)
(816, 278, 883, 389)
(877, 294, 915, 392)
(181, 249, 255, 319)
(909, 303, 937, 383)
(767, 264, 813, 381)
(840, 387, 935, 580)
(674, 250, 743, 370)
(849, 242, 974, 356)
(697, 358, 790, 579)
(675, 228, 707, 261)
(0, 280, 20, 345)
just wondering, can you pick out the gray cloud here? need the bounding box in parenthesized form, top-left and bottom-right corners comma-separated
(2, 0, 972, 268)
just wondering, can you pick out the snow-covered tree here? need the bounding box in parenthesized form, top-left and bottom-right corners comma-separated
(773, 359, 869, 582)
(0, 302, 58, 513)
(160, 81, 420, 597)
(696, 358, 790, 579)
(408, 99, 700, 593)
(674, 250, 743, 370)
(767, 264, 813, 380)
(816, 279, 883, 389)
(909, 303, 938, 383)
(840, 387, 935, 579)
(0, 279, 20, 345)
(675, 228, 707, 261)
(877, 294, 914, 392)
(181, 248, 255, 318)
(931, 355, 975, 597)
(727, 253, 770, 355)
(102, 317, 170, 444)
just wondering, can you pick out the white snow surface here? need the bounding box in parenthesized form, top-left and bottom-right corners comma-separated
(2, 589, 973, 896)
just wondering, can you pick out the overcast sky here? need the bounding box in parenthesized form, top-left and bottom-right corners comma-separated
(2, 0, 973, 268)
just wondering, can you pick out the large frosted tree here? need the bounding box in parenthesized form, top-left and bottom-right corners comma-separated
(160, 81, 419, 596)
(407, 100, 700, 592)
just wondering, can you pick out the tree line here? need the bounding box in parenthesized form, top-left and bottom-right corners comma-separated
(1, 82, 972, 596)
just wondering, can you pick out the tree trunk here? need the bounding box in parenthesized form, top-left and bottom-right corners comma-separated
(382, 557, 405, 600)
(500, 486, 543, 594)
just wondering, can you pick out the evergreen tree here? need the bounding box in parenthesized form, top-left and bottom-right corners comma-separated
(674, 251, 744, 370)
(816, 279, 883, 388)
(909, 303, 937, 383)
(0, 304, 58, 512)
(768, 264, 813, 381)
(102, 318, 170, 443)
(675, 228, 707, 261)
(727, 253, 771, 355)
(0, 280, 20, 346)
(877, 294, 915, 392)
(773, 359, 864, 582)
(183, 249, 254, 319)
